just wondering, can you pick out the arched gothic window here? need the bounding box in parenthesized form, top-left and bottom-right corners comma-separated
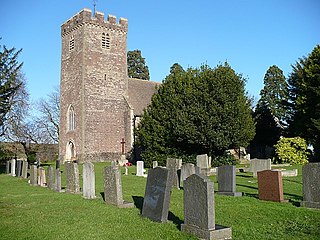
(67, 105, 75, 131)
(102, 33, 110, 49)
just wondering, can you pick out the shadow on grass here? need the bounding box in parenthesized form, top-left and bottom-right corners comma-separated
(243, 192, 259, 198)
(132, 195, 184, 230)
(237, 173, 253, 178)
(283, 179, 302, 185)
(100, 192, 105, 201)
(236, 183, 258, 190)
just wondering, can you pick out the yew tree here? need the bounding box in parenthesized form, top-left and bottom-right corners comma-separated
(127, 49, 150, 80)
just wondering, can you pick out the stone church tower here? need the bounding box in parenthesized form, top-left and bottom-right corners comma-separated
(59, 8, 159, 163)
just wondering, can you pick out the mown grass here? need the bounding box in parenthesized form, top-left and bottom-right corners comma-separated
(0, 163, 319, 240)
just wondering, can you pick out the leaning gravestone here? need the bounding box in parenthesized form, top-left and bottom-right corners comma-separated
(65, 162, 80, 193)
(10, 159, 16, 177)
(16, 160, 22, 177)
(217, 165, 242, 196)
(47, 166, 54, 190)
(257, 170, 285, 202)
(181, 174, 232, 240)
(180, 163, 195, 187)
(166, 158, 182, 189)
(142, 167, 172, 223)
(250, 158, 271, 177)
(302, 163, 320, 209)
(103, 165, 133, 208)
(83, 162, 96, 199)
(21, 161, 28, 179)
(30, 165, 38, 186)
(6, 160, 10, 174)
(54, 169, 62, 192)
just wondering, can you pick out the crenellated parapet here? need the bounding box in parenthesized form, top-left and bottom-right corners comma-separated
(61, 8, 128, 37)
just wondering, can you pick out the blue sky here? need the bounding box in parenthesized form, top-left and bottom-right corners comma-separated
(1, 0, 319, 104)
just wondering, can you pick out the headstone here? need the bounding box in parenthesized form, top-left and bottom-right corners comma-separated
(180, 163, 195, 187)
(65, 162, 80, 193)
(30, 165, 38, 186)
(47, 166, 54, 190)
(136, 161, 147, 177)
(103, 165, 133, 208)
(217, 165, 242, 196)
(6, 160, 10, 174)
(10, 159, 16, 176)
(250, 158, 271, 177)
(181, 174, 232, 240)
(83, 162, 96, 199)
(38, 167, 47, 187)
(54, 169, 62, 192)
(118, 154, 128, 166)
(302, 163, 320, 209)
(281, 169, 298, 177)
(16, 160, 22, 177)
(257, 170, 285, 202)
(142, 167, 172, 223)
(166, 158, 182, 189)
(124, 165, 128, 175)
(152, 161, 158, 168)
(196, 154, 210, 176)
(21, 161, 28, 179)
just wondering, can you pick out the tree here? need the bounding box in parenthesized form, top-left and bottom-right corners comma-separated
(127, 50, 150, 80)
(288, 45, 320, 160)
(0, 42, 23, 135)
(135, 63, 255, 166)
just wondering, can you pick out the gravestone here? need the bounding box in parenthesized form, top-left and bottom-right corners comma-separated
(142, 167, 172, 223)
(54, 169, 62, 192)
(250, 158, 271, 177)
(257, 170, 285, 202)
(181, 174, 232, 240)
(302, 163, 320, 209)
(196, 154, 210, 176)
(65, 162, 80, 193)
(6, 160, 10, 174)
(281, 169, 298, 177)
(21, 161, 28, 179)
(47, 166, 54, 190)
(180, 163, 195, 187)
(136, 161, 147, 177)
(38, 167, 47, 187)
(103, 165, 133, 208)
(217, 165, 242, 196)
(16, 160, 22, 177)
(166, 158, 182, 189)
(30, 165, 38, 186)
(153, 161, 158, 168)
(83, 162, 96, 199)
(10, 159, 16, 176)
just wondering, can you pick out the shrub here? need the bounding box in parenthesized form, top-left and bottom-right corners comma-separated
(212, 152, 237, 167)
(274, 137, 309, 164)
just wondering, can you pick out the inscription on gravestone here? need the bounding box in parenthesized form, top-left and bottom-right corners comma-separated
(142, 167, 172, 223)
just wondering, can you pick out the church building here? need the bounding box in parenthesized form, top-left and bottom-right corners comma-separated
(59, 8, 159, 163)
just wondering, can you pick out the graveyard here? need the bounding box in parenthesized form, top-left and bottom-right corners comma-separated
(0, 162, 319, 240)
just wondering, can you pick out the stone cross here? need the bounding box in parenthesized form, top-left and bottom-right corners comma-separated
(121, 138, 125, 155)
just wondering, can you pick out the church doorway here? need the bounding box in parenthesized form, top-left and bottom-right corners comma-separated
(65, 140, 76, 162)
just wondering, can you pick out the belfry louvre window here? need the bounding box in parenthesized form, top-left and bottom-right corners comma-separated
(102, 33, 110, 49)
(69, 37, 75, 51)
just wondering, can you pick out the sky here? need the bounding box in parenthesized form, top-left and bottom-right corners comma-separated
(1, 0, 319, 104)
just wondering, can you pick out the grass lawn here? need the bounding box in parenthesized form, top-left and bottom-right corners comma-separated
(0, 163, 319, 239)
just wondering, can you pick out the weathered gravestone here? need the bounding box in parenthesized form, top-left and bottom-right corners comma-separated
(29, 165, 38, 186)
(10, 159, 16, 177)
(103, 165, 134, 208)
(180, 163, 195, 187)
(136, 161, 147, 177)
(166, 158, 182, 189)
(302, 163, 320, 209)
(257, 170, 286, 202)
(16, 160, 22, 177)
(38, 167, 47, 187)
(54, 169, 62, 192)
(217, 165, 242, 196)
(6, 160, 10, 174)
(142, 167, 172, 223)
(65, 162, 80, 193)
(83, 162, 96, 199)
(196, 154, 211, 176)
(250, 158, 271, 177)
(181, 174, 232, 240)
(47, 166, 54, 190)
(21, 161, 28, 179)
(153, 161, 158, 168)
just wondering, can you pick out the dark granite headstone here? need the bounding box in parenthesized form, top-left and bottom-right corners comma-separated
(257, 170, 285, 202)
(16, 160, 22, 177)
(47, 166, 54, 190)
(142, 167, 172, 223)
(103, 165, 133, 208)
(30, 165, 38, 186)
(181, 174, 232, 240)
(217, 165, 242, 196)
(65, 162, 80, 193)
(302, 163, 320, 209)
(6, 160, 10, 174)
(83, 162, 96, 199)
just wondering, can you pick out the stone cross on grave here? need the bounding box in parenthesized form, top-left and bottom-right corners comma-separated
(121, 138, 126, 155)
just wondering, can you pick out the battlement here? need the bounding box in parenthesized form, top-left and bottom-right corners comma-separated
(61, 8, 128, 36)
